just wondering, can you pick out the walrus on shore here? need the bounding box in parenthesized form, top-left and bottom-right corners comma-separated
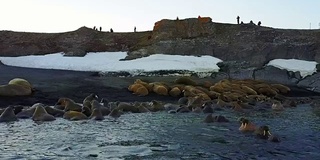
(16, 103, 42, 119)
(63, 111, 88, 121)
(0, 78, 33, 96)
(56, 98, 82, 112)
(91, 100, 110, 116)
(152, 84, 168, 96)
(0, 106, 18, 122)
(134, 85, 149, 96)
(82, 93, 99, 110)
(117, 102, 139, 113)
(149, 100, 165, 112)
(44, 106, 65, 117)
(174, 77, 197, 86)
(32, 105, 56, 121)
(271, 84, 290, 94)
(108, 108, 122, 119)
(169, 87, 181, 97)
(89, 108, 104, 121)
(1, 105, 24, 115)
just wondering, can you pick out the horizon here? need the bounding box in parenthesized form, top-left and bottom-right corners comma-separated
(1, 0, 320, 33)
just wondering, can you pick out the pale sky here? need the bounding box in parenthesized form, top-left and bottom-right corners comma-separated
(1, 0, 319, 33)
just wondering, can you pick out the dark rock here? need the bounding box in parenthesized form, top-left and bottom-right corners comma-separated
(63, 48, 86, 57)
(254, 66, 297, 85)
(316, 64, 320, 72)
(297, 72, 320, 93)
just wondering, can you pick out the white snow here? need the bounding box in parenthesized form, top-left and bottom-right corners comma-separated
(0, 52, 318, 78)
(0, 52, 222, 76)
(267, 59, 318, 78)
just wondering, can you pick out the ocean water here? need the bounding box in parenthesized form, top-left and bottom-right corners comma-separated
(0, 104, 319, 160)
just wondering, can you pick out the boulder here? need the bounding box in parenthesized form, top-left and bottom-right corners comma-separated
(254, 66, 298, 86)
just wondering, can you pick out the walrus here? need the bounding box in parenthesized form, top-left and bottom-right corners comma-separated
(3, 105, 24, 115)
(82, 93, 99, 110)
(271, 84, 290, 94)
(56, 98, 82, 112)
(164, 103, 180, 111)
(134, 86, 149, 96)
(268, 134, 281, 142)
(176, 105, 190, 113)
(16, 107, 36, 119)
(89, 108, 104, 121)
(203, 114, 215, 123)
(91, 100, 110, 116)
(254, 125, 272, 139)
(0, 78, 33, 96)
(32, 105, 56, 121)
(117, 102, 139, 113)
(178, 97, 188, 105)
(271, 101, 284, 111)
(239, 118, 256, 132)
(0, 106, 18, 122)
(192, 107, 202, 113)
(152, 84, 168, 96)
(149, 100, 165, 112)
(81, 106, 92, 117)
(108, 108, 122, 119)
(202, 102, 214, 113)
(137, 105, 150, 113)
(44, 106, 65, 117)
(258, 87, 278, 97)
(63, 111, 88, 121)
(174, 77, 197, 86)
(134, 79, 153, 92)
(169, 87, 181, 97)
(128, 83, 145, 92)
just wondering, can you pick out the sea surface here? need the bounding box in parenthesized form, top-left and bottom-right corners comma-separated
(0, 104, 319, 160)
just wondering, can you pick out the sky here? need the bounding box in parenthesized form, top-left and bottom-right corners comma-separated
(1, 0, 319, 33)
(0, 52, 317, 78)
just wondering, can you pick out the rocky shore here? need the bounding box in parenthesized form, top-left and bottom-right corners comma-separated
(1, 17, 320, 94)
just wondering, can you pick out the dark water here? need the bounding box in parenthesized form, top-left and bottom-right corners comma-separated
(0, 104, 319, 160)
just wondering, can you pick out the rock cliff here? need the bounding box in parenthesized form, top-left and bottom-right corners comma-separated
(1, 17, 320, 93)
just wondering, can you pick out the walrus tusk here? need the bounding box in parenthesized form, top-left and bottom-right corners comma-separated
(268, 131, 272, 136)
(263, 130, 266, 136)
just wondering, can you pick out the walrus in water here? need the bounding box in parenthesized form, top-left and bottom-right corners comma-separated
(272, 101, 284, 111)
(63, 111, 88, 121)
(254, 125, 272, 139)
(0, 106, 18, 122)
(239, 118, 256, 132)
(32, 105, 56, 121)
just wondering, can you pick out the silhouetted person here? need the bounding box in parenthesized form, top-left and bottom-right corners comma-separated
(99, 26, 102, 31)
(257, 21, 261, 26)
(249, 20, 255, 25)
(240, 21, 244, 24)
(93, 26, 96, 30)
(198, 15, 201, 18)
(176, 16, 179, 20)
(134, 26, 136, 32)
(237, 16, 240, 24)
(110, 28, 113, 33)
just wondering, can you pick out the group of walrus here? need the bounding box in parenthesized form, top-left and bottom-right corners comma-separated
(0, 77, 314, 142)
(126, 77, 315, 142)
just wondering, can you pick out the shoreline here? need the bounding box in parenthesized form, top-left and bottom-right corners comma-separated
(0, 63, 319, 107)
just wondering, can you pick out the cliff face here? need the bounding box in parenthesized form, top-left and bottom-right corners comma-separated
(128, 17, 320, 67)
(1, 17, 320, 68)
(0, 27, 151, 56)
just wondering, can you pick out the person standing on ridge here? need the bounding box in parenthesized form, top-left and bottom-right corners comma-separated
(99, 26, 102, 31)
(110, 28, 113, 33)
(257, 21, 261, 26)
(237, 16, 240, 24)
(134, 26, 136, 32)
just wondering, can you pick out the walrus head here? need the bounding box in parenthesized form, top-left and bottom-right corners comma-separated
(256, 125, 272, 139)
